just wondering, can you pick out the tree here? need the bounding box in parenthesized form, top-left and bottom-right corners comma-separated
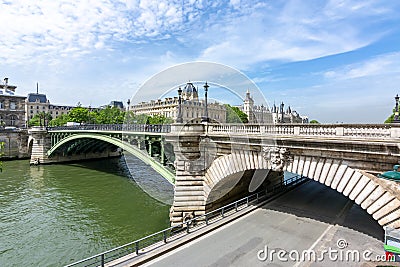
(385, 108, 396, 123)
(146, 114, 173, 124)
(28, 112, 52, 126)
(309, 119, 320, 124)
(94, 106, 125, 124)
(385, 114, 394, 123)
(49, 114, 69, 126)
(224, 104, 248, 123)
(67, 107, 89, 123)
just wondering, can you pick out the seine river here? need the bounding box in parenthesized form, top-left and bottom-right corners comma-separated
(0, 157, 173, 267)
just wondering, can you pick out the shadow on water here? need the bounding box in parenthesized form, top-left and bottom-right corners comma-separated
(58, 155, 174, 205)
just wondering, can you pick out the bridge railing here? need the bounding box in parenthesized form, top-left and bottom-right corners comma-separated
(47, 124, 171, 133)
(63, 174, 306, 267)
(207, 123, 398, 139)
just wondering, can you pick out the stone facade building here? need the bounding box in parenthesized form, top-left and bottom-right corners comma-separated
(0, 78, 27, 127)
(25, 88, 75, 124)
(130, 82, 226, 123)
(25, 84, 99, 125)
(239, 90, 308, 124)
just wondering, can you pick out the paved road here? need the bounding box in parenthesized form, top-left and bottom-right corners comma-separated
(144, 180, 386, 267)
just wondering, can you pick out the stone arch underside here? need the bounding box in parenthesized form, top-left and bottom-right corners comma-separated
(204, 151, 400, 229)
(47, 134, 175, 184)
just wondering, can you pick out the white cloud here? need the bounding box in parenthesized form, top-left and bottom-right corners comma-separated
(323, 52, 400, 80)
(0, 0, 204, 65)
(197, 0, 398, 69)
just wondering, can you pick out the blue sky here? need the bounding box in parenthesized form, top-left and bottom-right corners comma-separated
(1, 0, 400, 123)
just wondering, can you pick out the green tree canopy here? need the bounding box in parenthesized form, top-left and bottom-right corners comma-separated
(48, 114, 69, 126)
(93, 106, 125, 124)
(146, 114, 173, 124)
(224, 104, 248, 123)
(385, 108, 396, 123)
(309, 119, 320, 124)
(67, 107, 89, 123)
(29, 112, 53, 126)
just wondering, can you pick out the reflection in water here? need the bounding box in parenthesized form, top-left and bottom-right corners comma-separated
(0, 158, 172, 267)
(124, 154, 174, 205)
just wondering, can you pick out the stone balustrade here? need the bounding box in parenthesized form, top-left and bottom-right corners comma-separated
(207, 123, 399, 139)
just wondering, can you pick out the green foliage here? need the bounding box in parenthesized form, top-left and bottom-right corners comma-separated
(45, 106, 173, 126)
(385, 107, 396, 123)
(224, 104, 248, 123)
(385, 114, 395, 123)
(309, 119, 320, 124)
(28, 112, 52, 126)
(124, 112, 171, 125)
(48, 114, 69, 126)
(92, 106, 125, 124)
(67, 107, 89, 123)
(146, 114, 173, 125)
(124, 112, 148, 124)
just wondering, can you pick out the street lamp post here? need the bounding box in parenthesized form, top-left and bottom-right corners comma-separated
(202, 82, 209, 123)
(176, 87, 183, 123)
(260, 104, 264, 124)
(395, 94, 400, 122)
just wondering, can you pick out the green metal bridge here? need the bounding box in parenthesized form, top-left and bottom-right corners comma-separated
(31, 124, 175, 184)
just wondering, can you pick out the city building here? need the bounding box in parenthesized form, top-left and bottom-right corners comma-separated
(100, 101, 125, 110)
(130, 82, 226, 123)
(25, 84, 75, 124)
(239, 90, 308, 124)
(0, 78, 27, 127)
(25, 83, 98, 124)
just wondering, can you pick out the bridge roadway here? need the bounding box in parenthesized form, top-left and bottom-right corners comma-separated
(141, 180, 384, 267)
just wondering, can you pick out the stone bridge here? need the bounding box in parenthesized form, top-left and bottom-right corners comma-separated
(166, 123, 400, 229)
(28, 123, 400, 229)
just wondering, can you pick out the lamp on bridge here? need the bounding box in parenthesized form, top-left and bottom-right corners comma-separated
(176, 87, 183, 123)
(127, 99, 130, 112)
(261, 104, 264, 124)
(201, 82, 209, 123)
(395, 94, 400, 123)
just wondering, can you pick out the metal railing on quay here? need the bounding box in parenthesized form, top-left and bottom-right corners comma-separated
(64, 174, 306, 267)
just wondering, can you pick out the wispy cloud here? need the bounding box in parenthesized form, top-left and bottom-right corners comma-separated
(0, 0, 205, 65)
(323, 52, 400, 80)
(1, 0, 398, 68)
(198, 0, 399, 69)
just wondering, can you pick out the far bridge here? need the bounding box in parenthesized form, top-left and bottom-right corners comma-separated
(28, 123, 400, 229)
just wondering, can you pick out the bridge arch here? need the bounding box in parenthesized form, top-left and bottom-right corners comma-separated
(204, 151, 400, 229)
(48, 134, 175, 184)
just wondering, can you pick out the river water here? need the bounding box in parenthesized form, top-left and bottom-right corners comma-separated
(0, 157, 173, 267)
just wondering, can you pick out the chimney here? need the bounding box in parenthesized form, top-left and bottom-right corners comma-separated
(4, 77, 8, 86)
(36, 82, 39, 94)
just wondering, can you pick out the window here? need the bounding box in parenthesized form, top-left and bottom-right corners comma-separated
(0, 102, 3, 109)
(10, 102, 16, 110)
(43, 106, 45, 110)
(10, 115, 17, 126)
(30, 110, 33, 114)
(36, 106, 39, 109)
(30, 106, 33, 109)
